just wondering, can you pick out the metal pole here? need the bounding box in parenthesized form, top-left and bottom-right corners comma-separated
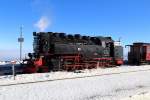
(20, 40, 22, 61)
(18, 26, 24, 62)
(20, 27, 22, 61)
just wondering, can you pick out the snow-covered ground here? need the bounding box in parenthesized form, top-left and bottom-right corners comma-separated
(0, 65, 150, 100)
(0, 65, 150, 85)
(121, 91, 150, 100)
(0, 61, 21, 65)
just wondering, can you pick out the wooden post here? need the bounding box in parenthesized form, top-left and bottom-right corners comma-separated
(12, 64, 15, 80)
(11, 61, 16, 80)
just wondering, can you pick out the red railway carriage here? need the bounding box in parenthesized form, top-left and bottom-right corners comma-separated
(127, 42, 150, 65)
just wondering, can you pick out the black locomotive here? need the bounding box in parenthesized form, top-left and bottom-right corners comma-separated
(23, 32, 123, 73)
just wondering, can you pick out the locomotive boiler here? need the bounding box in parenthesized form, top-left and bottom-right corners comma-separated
(22, 32, 123, 73)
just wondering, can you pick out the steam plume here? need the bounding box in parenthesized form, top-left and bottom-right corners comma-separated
(34, 16, 50, 32)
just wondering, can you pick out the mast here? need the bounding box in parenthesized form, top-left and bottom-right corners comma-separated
(18, 26, 24, 61)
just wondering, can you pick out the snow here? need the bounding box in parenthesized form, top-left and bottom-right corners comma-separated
(0, 61, 20, 65)
(0, 61, 7, 65)
(121, 92, 150, 100)
(0, 65, 150, 100)
(0, 65, 150, 85)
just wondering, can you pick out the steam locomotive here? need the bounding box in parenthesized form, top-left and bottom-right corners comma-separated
(22, 32, 123, 73)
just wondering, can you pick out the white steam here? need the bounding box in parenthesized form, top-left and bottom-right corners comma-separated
(34, 16, 50, 32)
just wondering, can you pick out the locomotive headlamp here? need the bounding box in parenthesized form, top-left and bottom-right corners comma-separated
(78, 48, 81, 51)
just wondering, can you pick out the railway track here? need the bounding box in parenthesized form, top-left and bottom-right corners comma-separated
(0, 68, 150, 87)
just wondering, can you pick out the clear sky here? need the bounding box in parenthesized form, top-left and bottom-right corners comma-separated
(0, 0, 150, 60)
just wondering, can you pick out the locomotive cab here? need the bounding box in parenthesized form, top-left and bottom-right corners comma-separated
(114, 41, 123, 65)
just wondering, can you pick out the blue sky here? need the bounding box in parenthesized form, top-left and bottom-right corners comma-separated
(0, 0, 150, 60)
